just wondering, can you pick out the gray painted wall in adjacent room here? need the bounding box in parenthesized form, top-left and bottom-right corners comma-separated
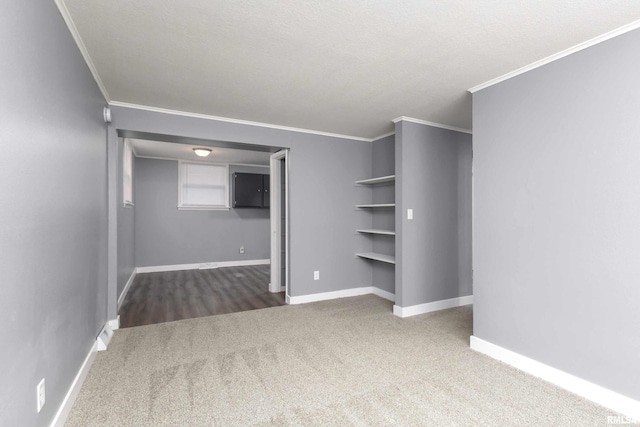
(134, 158, 270, 267)
(111, 106, 372, 297)
(117, 138, 135, 300)
(371, 135, 396, 295)
(395, 121, 472, 308)
(473, 28, 640, 400)
(0, 2, 107, 426)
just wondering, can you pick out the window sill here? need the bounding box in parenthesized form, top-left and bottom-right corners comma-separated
(123, 202, 134, 208)
(177, 206, 230, 211)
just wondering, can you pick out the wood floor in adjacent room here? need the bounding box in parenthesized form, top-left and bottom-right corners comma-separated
(118, 265, 285, 328)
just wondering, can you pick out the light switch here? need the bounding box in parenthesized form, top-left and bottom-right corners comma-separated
(407, 209, 413, 220)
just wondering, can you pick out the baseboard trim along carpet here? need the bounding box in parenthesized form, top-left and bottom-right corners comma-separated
(136, 259, 270, 274)
(287, 286, 395, 305)
(393, 295, 474, 318)
(117, 269, 137, 309)
(107, 315, 120, 331)
(470, 336, 640, 421)
(50, 341, 99, 427)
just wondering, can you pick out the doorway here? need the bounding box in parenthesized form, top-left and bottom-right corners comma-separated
(269, 150, 289, 301)
(113, 132, 290, 327)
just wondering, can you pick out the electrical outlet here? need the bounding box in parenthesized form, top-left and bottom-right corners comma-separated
(407, 208, 413, 220)
(314, 271, 320, 280)
(36, 378, 45, 413)
(239, 246, 245, 254)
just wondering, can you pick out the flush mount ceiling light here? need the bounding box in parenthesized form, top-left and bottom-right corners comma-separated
(193, 148, 212, 157)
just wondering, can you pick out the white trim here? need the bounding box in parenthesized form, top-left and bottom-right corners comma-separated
(393, 295, 473, 318)
(469, 19, 640, 93)
(54, 0, 111, 102)
(269, 149, 290, 297)
(128, 139, 140, 157)
(392, 116, 472, 134)
(117, 269, 137, 310)
(136, 259, 270, 274)
(107, 315, 120, 331)
(122, 140, 134, 205)
(371, 131, 395, 141)
(470, 336, 640, 421)
(96, 324, 114, 351)
(109, 101, 373, 142)
(50, 341, 99, 427)
(288, 286, 395, 305)
(371, 287, 395, 302)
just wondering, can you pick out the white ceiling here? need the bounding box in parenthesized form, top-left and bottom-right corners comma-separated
(129, 139, 271, 166)
(60, 1, 640, 139)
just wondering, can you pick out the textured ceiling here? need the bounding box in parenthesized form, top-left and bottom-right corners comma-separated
(60, 1, 640, 139)
(129, 139, 271, 165)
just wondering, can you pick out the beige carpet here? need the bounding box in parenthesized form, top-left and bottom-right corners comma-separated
(66, 295, 612, 426)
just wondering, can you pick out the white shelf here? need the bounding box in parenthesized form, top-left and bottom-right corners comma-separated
(355, 175, 396, 185)
(356, 229, 396, 236)
(356, 252, 396, 264)
(356, 203, 395, 208)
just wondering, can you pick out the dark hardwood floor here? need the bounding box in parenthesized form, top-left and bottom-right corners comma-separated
(118, 265, 285, 328)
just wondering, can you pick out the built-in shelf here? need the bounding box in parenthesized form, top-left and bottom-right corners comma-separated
(356, 229, 396, 236)
(356, 203, 395, 208)
(356, 252, 396, 264)
(355, 175, 396, 185)
(355, 174, 396, 268)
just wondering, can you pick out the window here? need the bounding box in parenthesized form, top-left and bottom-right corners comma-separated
(178, 161, 229, 209)
(123, 140, 133, 206)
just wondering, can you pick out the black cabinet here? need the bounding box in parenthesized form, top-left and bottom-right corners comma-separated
(233, 173, 270, 208)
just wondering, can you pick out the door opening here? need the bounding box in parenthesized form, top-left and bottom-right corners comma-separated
(269, 150, 289, 301)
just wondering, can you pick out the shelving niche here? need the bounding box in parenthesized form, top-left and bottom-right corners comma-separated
(355, 175, 395, 264)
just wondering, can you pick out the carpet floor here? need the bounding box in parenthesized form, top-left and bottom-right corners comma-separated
(66, 295, 612, 426)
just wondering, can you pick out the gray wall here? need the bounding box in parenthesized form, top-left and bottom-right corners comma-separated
(134, 158, 270, 267)
(111, 106, 372, 297)
(395, 121, 473, 307)
(371, 135, 396, 294)
(473, 29, 640, 400)
(0, 2, 108, 426)
(117, 138, 135, 299)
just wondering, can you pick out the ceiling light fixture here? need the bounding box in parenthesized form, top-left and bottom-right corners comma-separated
(193, 148, 212, 157)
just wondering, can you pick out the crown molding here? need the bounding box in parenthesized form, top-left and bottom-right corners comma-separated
(469, 19, 640, 93)
(370, 131, 396, 141)
(108, 101, 375, 142)
(392, 116, 472, 134)
(54, 0, 111, 102)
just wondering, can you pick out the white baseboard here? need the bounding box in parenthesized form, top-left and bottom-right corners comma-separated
(371, 287, 395, 302)
(50, 341, 98, 427)
(136, 259, 270, 274)
(117, 269, 137, 309)
(393, 295, 473, 318)
(288, 287, 372, 304)
(107, 315, 120, 330)
(470, 336, 640, 421)
(288, 286, 395, 305)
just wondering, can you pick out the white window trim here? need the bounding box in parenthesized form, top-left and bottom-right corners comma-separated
(123, 139, 134, 207)
(177, 160, 230, 210)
